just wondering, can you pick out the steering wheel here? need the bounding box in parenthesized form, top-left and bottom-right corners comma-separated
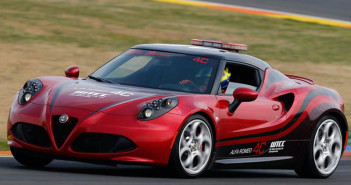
(178, 80, 201, 92)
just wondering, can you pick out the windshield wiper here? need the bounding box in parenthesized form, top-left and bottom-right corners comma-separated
(88, 75, 113, 83)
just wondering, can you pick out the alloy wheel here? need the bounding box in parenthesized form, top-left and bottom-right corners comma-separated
(178, 119, 212, 175)
(313, 119, 342, 175)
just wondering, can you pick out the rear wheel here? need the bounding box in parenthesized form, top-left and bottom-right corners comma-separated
(169, 115, 214, 177)
(10, 147, 53, 167)
(295, 116, 343, 178)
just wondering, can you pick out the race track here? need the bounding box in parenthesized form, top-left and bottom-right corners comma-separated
(202, 0, 351, 21)
(0, 157, 350, 185)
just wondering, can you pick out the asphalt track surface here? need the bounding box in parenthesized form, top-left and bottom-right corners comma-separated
(0, 157, 350, 185)
(202, 0, 351, 22)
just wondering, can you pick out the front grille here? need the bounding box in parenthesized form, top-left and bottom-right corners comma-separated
(52, 115, 78, 149)
(72, 133, 137, 153)
(11, 122, 51, 148)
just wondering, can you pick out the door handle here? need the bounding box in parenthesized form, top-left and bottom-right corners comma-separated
(272, 104, 280, 111)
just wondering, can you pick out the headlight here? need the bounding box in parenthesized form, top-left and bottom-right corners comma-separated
(138, 97, 178, 120)
(18, 79, 43, 105)
(24, 93, 32, 102)
(144, 108, 153, 118)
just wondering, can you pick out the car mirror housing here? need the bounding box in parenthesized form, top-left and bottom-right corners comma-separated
(233, 87, 258, 102)
(228, 87, 258, 113)
(65, 66, 79, 79)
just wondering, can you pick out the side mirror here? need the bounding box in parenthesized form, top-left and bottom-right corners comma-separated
(228, 87, 258, 113)
(233, 87, 258, 102)
(64, 66, 79, 79)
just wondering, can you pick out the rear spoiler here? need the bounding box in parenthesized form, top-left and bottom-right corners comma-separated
(285, 74, 315, 85)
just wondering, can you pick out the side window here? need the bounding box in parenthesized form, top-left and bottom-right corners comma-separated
(265, 69, 293, 90)
(220, 63, 262, 95)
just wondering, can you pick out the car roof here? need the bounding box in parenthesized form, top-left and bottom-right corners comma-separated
(132, 44, 272, 71)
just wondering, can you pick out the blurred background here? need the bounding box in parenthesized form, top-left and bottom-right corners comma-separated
(1, 0, 350, 148)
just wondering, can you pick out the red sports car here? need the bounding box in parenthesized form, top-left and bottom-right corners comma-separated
(7, 39, 348, 178)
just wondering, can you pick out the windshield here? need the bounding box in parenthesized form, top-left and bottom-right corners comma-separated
(90, 49, 219, 94)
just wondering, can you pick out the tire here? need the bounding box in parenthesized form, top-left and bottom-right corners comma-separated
(168, 115, 214, 178)
(10, 147, 53, 167)
(294, 115, 343, 178)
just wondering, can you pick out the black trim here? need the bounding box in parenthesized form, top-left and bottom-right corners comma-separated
(85, 95, 156, 118)
(215, 156, 293, 164)
(281, 103, 341, 141)
(50, 81, 71, 112)
(132, 44, 272, 71)
(213, 156, 294, 169)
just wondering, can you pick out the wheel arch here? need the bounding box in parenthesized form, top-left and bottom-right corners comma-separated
(327, 110, 348, 150)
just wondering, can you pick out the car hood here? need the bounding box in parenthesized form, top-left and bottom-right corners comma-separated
(41, 78, 178, 114)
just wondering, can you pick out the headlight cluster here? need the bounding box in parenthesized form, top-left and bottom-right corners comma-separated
(18, 79, 43, 105)
(138, 97, 178, 121)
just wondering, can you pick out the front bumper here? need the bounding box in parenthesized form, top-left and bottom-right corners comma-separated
(7, 101, 184, 166)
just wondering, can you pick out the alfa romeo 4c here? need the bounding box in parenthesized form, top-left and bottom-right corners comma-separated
(8, 39, 348, 178)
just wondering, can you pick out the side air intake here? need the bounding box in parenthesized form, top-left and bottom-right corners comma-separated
(278, 93, 295, 112)
(72, 133, 137, 153)
(11, 122, 51, 148)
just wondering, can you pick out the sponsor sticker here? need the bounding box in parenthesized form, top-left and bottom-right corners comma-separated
(192, 57, 208, 64)
(70, 90, 108, 98)
(253, 142, 267, 155)
(230, 148, 252, 155)
(269, 140, 286, 153)
(69, 87, 134, 98)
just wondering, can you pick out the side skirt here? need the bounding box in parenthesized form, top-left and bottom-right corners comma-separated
(213, 156, 295, 169)
(216, 156, 293, 164)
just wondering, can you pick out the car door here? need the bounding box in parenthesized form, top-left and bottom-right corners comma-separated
(215, 62, 286, 157)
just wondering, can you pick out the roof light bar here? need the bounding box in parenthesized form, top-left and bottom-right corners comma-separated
(191, 39, 248, 52)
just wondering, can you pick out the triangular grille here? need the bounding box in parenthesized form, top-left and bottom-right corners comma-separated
(52, 115, 78, 149)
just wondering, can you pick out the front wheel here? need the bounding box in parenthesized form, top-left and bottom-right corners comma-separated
(169, 115, 214, 177)
(10, 147, 53, 167)
(295, 116, 343, 178)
